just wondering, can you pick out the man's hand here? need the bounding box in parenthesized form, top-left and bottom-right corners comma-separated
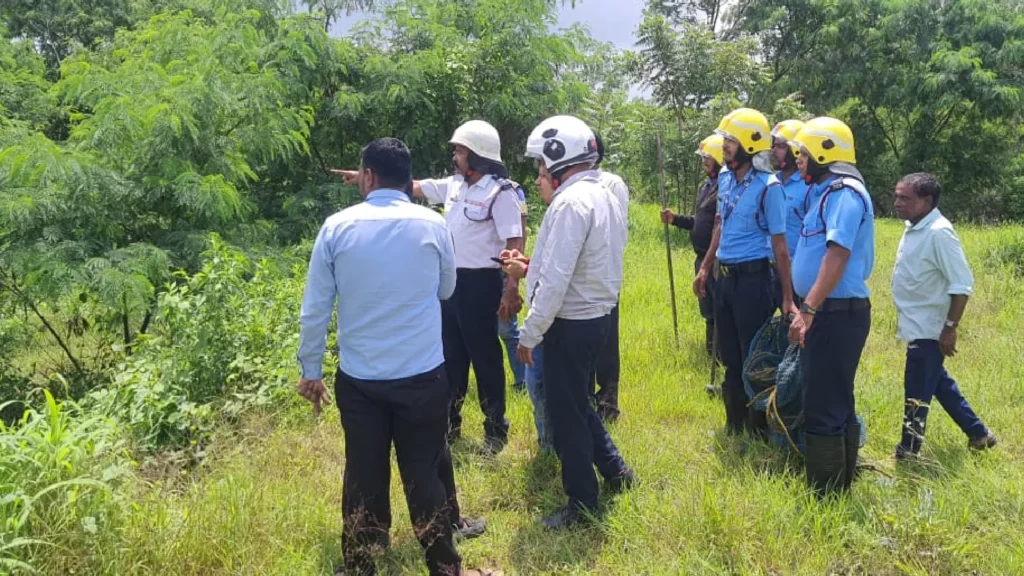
(516, 344, 534, 367)
(940, 325, 958, 357)
(329, 169, 361, 186)
(500, 249, 529, 281)
(297, 377, 332, 417)
(497, 289, 523, 323)
(660, 209, 675, 224)
(693, 268, 708, 298)
(781, 298, 795, 325)
(788, 312, 813, 348)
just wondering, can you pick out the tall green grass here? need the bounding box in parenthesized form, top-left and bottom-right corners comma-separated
(4, 204, 1023, 574)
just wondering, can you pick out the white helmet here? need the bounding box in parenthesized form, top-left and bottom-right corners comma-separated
(525, 115, 599, 174)
(449, 120, 503, 164)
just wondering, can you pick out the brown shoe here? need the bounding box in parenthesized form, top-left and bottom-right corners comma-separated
(968, 432, 998, 451)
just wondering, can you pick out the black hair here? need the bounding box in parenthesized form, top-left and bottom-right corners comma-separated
(466, 149, 509, 179)
(361, 137, 412, 190)
(899, 172, 941, 209)
(594, 130, 605, 167)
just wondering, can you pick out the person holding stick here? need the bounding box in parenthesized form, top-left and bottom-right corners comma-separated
(693, 108, 794, 438)
(661, 135, 724, 371)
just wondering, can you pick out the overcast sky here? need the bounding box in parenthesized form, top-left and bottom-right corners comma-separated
(331, 0, 647, 50)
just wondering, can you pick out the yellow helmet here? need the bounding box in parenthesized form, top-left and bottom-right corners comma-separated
(771, 120, 805, 156)
(715, 108, 771, 155)
(695, 134, 724, 166)
(792, 117, 856, 165)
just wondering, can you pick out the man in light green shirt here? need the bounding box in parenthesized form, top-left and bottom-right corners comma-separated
(891, 172, 998, 459)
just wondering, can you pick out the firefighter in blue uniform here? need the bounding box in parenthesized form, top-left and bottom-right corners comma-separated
(770, 120, 808, 309)
(694, 108, 794, 437)
(788, 117, 875, 497)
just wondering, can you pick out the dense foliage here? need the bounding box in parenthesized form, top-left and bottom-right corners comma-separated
(0, 0, 1022, 571)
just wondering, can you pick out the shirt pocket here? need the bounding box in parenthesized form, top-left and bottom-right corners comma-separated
(460, 198, 492, 222)
(729, 195, 762, 233)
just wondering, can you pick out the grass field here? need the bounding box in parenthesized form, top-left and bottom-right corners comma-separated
(65, 204, 1024, 575)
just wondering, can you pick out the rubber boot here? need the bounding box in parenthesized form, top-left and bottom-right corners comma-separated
(895, 400, 929, 460)
(747, 406, 769, 441)
(843, 421, 861, 489)
(804, 432, 846, 498)
(723, 385, 747, 435)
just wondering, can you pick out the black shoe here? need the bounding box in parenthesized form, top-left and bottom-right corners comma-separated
(705, 384, 722, 398)
(606, 469, 636, 494)
(805, 432, 847, 498)
(844, 422, 861, 488)
(541, 506, 586, 530)
(454, 516, 487, 541)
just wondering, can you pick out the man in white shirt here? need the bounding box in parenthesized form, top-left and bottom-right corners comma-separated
(503, 115, 634, 530)
(335, 121, 524, 455)
(892, 172, 997, 459)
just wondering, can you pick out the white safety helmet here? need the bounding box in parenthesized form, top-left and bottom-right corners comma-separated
(449, 120, 503, 164)
(525, 115, 599, 174)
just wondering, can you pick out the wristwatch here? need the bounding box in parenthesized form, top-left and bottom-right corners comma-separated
(799, 302, 818, 317)
(944, 319, 958, 328)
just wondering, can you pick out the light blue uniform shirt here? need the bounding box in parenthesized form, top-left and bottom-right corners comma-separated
(792, 176, 875, 299)
(297, 189, 457, 381)
(779, 170, 809, 259)
(715, 168, 786, 264)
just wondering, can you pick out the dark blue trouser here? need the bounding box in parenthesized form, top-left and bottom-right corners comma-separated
(901, 339, 987, 448)
(801, 305, 871, 437)
(714, 263, 775, 432)
(544, 315, 628, 512)
(442, 268, 508, 442)
(589, 302, 621, 418)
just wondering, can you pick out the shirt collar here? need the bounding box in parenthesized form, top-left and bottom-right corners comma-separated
(779, 170, 802, 186)
(908, 207, 941, 231)
(555, 169, 600, 196)
(366, 189, 411, 202)
(465, 173, 495, 191)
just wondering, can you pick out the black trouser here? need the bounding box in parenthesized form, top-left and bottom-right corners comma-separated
(589, 302, 620, 419)
(801, 301, 871, 437)
(694, 253, 716, 322)
(442, 268, 508, 442)
(335, 365, 460, 576)
(714, 260, 775, 433)
(545, 315, 629, 512)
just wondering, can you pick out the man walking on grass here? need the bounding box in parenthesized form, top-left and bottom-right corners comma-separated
(299, 138, 496, 576)
(891, 172, 998, 459)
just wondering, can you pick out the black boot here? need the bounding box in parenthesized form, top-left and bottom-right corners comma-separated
(844, 421, 861, 489)
(805, 433, 847, 498)
(895, 400, 929, 460)
(722, 386, 747, 435)
(747, 406, 769, 441)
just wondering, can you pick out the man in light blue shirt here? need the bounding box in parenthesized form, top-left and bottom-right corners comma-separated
(694, 108, 794, 438)
(788, 117, 874, 497)
(891, 172, 997, 459)
(299, 138, 489, 576)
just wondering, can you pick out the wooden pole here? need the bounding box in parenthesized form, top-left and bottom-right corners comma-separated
(657, 133, 680, 348)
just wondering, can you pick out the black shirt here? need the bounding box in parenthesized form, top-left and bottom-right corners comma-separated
(672, 177, 718, 257)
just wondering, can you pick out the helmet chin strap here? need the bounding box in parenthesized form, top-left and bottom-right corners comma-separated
(803, 159, 828, 184)
(728, 149, 752, 171)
